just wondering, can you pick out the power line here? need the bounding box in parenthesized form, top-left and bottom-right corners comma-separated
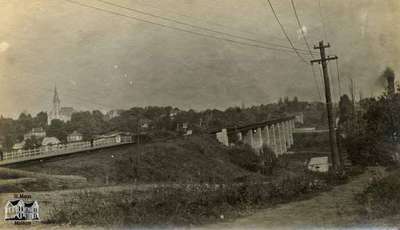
(290, 0, 314, 57)
(95, 0, 316, 54)
(128, 0, 305, 46)
(290, 0, 323, 101)
(264, 0, 308, 63)
(335, 58, 342, 97)
(63, 0, 313, 56)
(311, 64, 323, 101)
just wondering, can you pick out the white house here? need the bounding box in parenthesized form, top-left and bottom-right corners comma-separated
(5, 200, 24, 220)
(67, 131, 83, 143)
(23, 201, 39, 220)
(5, 200, 39, 221)
(23, 128, 46, 140)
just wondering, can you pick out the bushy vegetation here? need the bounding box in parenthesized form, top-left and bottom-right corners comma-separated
(21, 136, 262, 186)
(112, 136, 263, 184)
(339, 67, 400, 167)
(292, 132, 331, 152)
(356, 168, 400, 219)
(47, 172, 329, 227)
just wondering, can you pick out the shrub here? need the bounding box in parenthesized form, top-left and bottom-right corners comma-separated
(356, 170, 400, 219)
(227, 144, 262, 172)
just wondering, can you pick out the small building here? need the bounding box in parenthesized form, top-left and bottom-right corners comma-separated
(67, 131, 83, 143)
(307, 156, 329, 173)
(169, 108, 180, 119)
(5, 200, 39, 221)
(105, 109, 122, 120)
(24, 128, 46, 140)
(42, 137, 61, 146)
(176, 122, 189, 132)
(293, 112, 304, 124)
(139, 118, 152, 129)
(94, 132, 132, 146)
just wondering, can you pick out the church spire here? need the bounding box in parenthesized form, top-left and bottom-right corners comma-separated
(53, 85, 60, 104)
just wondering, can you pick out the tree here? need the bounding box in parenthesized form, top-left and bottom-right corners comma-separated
(24, 136, 41, 149)
(34, 111, 48, 128)
(382, 67, 395, 95)
(338, 94, 353, 129)
(47, 119, 68, 142)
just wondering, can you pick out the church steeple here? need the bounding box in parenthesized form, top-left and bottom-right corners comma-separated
(51, 85, 61, 121)
(53, 86, 60, 104)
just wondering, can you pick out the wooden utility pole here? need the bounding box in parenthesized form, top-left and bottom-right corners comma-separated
(311, 40, 341, 171)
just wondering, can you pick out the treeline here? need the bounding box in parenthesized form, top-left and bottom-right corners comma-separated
(0, 98, 326, 151)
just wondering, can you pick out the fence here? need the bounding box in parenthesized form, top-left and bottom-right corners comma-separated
(1, 135, 133, 162)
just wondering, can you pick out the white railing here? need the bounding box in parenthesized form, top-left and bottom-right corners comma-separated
(1, 135, 133, 161)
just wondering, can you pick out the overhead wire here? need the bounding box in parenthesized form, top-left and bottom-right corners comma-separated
(95, 0, 315, 54)
(127, 0, 304, 46)
(317, 0, 342, 100)
(263, 0, 309, 63)
(64, 0, 314, 56)
(290, 0, 323, 101)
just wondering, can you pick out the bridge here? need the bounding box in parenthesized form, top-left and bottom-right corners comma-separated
(211, 116, 296, 155)
(0, 134, 134, 166)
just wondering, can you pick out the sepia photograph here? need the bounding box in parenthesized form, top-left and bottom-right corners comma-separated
(0, 0, 399, 229)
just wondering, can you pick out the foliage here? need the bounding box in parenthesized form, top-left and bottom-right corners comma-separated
(46, 119, 68, 143)
(47, 172, 329, 227)
(340, 68, 400, 166)
(23, 136, 41, 150)
(226, 144, 262, 173)
(111, 136, 259, 184)
(356, 169, 400, 219)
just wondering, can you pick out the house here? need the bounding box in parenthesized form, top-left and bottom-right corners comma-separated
(5, 200, 39, 221)
(23, 201, 39, 220)
(24, 128, 46, 140)
(105, 109, 123, 120)
(139, 118, 152, 129)
(12, 141, 25, 151)
(67, 131, 83, 143)
(41, 137, 61, 146)
(94, 132, 132, 146)
(60, 107, 74, 119)
(5, 200, 24, 220)
(293, 112, 304, 124)
(176, 122, 189, 132)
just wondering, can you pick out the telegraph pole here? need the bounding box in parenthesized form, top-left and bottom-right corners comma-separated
(311, 40, 341, 171)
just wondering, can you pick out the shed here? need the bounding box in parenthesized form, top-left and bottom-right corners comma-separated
(307, 156, 329, 172)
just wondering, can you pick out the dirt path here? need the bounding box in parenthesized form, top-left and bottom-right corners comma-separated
(198, 167, 392, 229)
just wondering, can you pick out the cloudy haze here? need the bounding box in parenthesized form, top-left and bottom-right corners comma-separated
(0, 0, 399, 117)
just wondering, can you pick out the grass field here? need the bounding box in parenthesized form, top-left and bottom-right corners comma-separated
(13, 136, 265, 187)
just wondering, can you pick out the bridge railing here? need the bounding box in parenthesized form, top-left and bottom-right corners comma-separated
(1, 135, 133, 161)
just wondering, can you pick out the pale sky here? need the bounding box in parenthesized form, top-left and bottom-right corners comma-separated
(0, 0, 399, 117)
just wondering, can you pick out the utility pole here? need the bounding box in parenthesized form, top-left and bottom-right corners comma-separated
(311, 40, 341, 171)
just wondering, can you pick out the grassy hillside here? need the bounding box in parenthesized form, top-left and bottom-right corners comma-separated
(16, 136, 263, 186)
